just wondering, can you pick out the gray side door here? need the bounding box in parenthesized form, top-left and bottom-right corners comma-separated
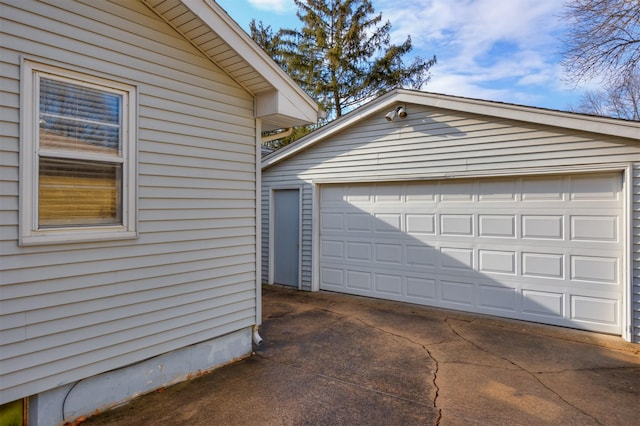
(273, 189, 300, 287)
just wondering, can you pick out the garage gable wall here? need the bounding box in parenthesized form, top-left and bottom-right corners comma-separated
(262, 102, 640, 342)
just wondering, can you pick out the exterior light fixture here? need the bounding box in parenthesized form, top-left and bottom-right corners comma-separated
(385, 110, 396, 121)
(385, 106, 407, 122)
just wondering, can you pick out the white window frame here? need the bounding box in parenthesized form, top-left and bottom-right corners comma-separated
(19, 60, 137, 245)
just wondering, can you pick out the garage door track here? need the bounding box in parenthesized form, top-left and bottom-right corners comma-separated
(86, 285, 640, 425)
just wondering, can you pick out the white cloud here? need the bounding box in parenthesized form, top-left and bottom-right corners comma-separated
(247, 0, 293, 13)
(426, 73, 511, 100)
(374, 0, 580, 108)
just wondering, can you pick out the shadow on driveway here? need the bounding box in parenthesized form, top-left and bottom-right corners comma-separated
(86, 285, 639, 425)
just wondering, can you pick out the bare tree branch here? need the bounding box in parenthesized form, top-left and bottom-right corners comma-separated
(561, 0, 640, 86)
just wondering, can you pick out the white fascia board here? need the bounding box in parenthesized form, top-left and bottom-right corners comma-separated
(402, 90, 640, 141)
(180, 0, 317, 124)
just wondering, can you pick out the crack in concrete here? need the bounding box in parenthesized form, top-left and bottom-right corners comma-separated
(263, 292, 637, 425)
(312, 307, 444, 423)
(445, 319, 605, 426)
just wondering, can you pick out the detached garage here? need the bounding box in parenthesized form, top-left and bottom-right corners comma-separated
(261, 89, 640, 343)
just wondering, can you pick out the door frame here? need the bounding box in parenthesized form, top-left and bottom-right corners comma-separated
(269, 186, 303, 289)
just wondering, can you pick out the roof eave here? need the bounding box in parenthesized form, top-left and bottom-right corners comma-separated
(147, 0, 317, 129)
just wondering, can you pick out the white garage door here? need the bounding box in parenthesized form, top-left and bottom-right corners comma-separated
(319, 173, 623, 334)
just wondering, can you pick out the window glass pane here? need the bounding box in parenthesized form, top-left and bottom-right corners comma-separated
(39, 158, 122, 227)
(39, 78, 121, 156)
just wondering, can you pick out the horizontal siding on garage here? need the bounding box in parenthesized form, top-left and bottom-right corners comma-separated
(262, 102, 640, 341)
(277, 110, 640, 180)
(0, 0, 257, 403)
(634, 167, 640, 342)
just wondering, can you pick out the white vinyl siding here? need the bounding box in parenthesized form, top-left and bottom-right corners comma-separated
(634, 168, 640, 342)
(1, 0, 257, 404)
(262, 102, 640, 342)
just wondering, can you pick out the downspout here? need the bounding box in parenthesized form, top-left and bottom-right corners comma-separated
(254, 118, 263, 346)
(252, 326, 263, 345)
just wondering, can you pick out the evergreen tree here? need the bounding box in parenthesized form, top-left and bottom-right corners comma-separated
(251, 0, 436, 122)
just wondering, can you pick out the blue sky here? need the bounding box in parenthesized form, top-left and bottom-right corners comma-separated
(216, 0, 597, 112)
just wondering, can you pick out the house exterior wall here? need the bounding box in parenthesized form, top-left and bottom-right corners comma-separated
(262, 103, 640, 342)
(1, 0, 259, 410)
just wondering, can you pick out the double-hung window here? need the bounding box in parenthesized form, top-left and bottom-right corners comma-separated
(20, 61, 137, 245)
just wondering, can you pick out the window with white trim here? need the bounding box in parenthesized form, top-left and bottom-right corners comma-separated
(20, 61, 137, 245)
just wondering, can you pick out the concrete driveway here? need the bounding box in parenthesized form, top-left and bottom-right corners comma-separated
(86, 285, 639, 425)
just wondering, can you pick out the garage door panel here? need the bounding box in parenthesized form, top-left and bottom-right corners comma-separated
(569, 174, 621, 200)
(346, 270, 371, 290)
(440, 214, 474, 236)
(406, 213, 436, 234)
(522, 215, 564, 239)
(346, 185, 372, 202)
(321, 239, 344, 259)
(406, 244, 437, 267)
(440, 247, 474, 270)
(321, 267, 344, 288)
(571, 296, 619, 325)
(406, 276, 436, 300)
(570, 255, 618, 283)
(321, 213, 343, 231)
(346, 213, 371, 231)
(479, 215, 516, 237)
(375, 243, 403, 264)
(522, 177, 564, 201)
(571, 216, 618, 241)
(441, 279, 475, 306)
(346, 241, 372, 262)
(479, 283, 518, 311)
(522, 290, 565, 318)
(522, 252, 564, 279)
(374, 273, 403, 295)
(479, 250, 517, 275)
(374, 213, 402, 233)
(374, 184, 403, 202)
(478, 179, 517, 201)
(440, 181, 475, 201)
(319, 174, 623, 334)
(405, 182, 437, 202)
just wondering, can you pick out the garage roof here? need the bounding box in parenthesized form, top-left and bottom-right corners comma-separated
(262, 88, 640, 169)
(144, 0, 318, 131)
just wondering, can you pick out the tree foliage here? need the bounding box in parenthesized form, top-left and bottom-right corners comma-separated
(561, 0, 640, 120)
(251, 0, 436, 123)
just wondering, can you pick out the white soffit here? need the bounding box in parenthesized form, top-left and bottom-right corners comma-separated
(144, 0, 317, 130)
